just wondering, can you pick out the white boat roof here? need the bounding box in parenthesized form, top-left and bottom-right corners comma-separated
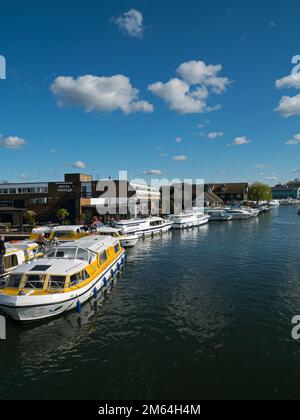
(116, 217, 164, 225)
(31, 226, 52, 233)
(6, 240, 39, 251)
(64, 235, 118, 253)
(97, 227, 121, 233)
(52, 225, 85, 232)
(13, 258, 88, 276)
(9, 236, 119, 275)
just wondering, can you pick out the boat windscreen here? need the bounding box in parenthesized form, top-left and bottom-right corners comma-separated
(55, 247, 77, 259)
(5, 274, 23, 288)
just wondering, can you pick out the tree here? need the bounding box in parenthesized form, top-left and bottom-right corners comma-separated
(248, 182, 272, 203)
(25, 210, 37, 227)
(56, 208, 70, 225)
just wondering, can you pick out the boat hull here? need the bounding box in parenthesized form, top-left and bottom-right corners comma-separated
(209, 215, 232, 221)
(227, 213, 251, 220)
(123, 222, 173, 237)
(172, 216, 210, 229)
(0, 251, 125, 322)
(120, 237, 139, 247)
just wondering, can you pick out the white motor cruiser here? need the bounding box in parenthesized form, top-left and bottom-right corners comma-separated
(170, 209, 210, 229)
(93, 226, 139, 248)
(115, 217, 173, 237)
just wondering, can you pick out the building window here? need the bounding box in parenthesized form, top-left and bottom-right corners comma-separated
(81, 182, 92, 198)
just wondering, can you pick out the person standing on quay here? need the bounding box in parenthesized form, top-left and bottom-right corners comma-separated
(0, 236, 6, 275)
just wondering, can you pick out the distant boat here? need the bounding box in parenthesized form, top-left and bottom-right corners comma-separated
(115, 217, 173, 237)
(170, 209, 210, 229)
(224, 209, 252, 220)
(268, 200, 280, 207)
(205, 208, 232, 221)
(241, 207, 260, 217)
(92, 226, 139, 248)
(279, 199, 295, 205)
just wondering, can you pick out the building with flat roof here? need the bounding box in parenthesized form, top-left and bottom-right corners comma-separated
(0, 173, 161, 225)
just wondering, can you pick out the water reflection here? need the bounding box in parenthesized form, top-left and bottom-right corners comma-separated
(1, 208, 300, 399)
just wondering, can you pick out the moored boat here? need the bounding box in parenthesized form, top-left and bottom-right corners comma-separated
(170, 210, 210, 229)
(49, 225, 89, 242)
(29, 226, 53, 240)
(224, 208, 252, 220)
(0, 235, 125, 322)
(115, 217, 173, 237)
(205, 208, 233, 221)
(1, 241, 45, 279)
(92, 226, 139, 248)
(267, 200, 280, 207)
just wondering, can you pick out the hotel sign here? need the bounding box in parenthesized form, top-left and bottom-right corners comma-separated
(55, 182, 74, 193)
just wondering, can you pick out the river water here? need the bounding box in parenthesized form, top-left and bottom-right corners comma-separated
(1, 206, 300, 400)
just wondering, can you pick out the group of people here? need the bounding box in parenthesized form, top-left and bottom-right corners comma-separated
(0, 236, 6, 275)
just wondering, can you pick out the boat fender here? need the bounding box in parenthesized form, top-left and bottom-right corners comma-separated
(93, 287, 97, 299)
(103, 277, 108, 288)
(117, 263, 120, 271)
(110, 269, 114, 278)
(76, 301, 81, 314)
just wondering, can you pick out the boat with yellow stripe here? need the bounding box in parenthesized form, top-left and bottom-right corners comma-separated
(29, 226, 53, 240)
(3, 241, 45, 274)
(49, 225, 89, 242)
(0, 235, 125, 322)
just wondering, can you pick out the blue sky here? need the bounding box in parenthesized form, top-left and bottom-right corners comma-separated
(0, 0, 300, 185)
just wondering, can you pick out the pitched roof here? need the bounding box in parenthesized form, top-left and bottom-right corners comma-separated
(204, 192, 223, 203)
(206, 183, 248, 194)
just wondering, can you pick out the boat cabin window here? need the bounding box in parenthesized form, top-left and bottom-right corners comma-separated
(76, 248, 90, 262)
(150, 220, 162, 226)
(24, 274, 46, 289)
(114, 243, 120, 254)
(100, 250, 108, 265)
(56, 247, 77, 259)
(4, 254, 19, 270)
(54, 231, 72, 238)
(46, 250, 56, 258)
(49, 276, 67, 290)
(5, 274, 23, 288)
(47, 247, 91, 262)
(70, 270, 89, 287)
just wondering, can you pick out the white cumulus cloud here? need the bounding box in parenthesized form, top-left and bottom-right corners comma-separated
(276, 94, 300, 117)
(51, 75, 153, 115)
(71, 161, 86, 169)
(148, 60, 230, 114)
(208, 131, 223, 139)
(177, 60, 230, 93)
(112, 9, 144, 38)
(276, 74, 300, 90)
(285, 134, 300, 144)
(148, 78, 207, 114)
(230, 136, 250, 146)
(172, 155, 188, 161)
(143, 170, 163, 175)
(0, 136, 26, 149)
(275, 71, 300, 117)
